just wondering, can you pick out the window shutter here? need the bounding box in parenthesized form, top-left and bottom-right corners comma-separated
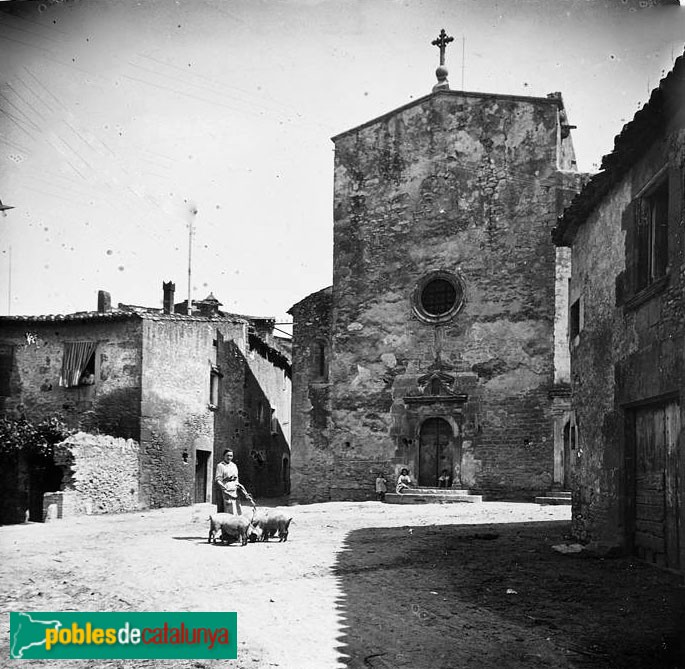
(635, 197, 650, 291)
(653, 178, 669, 279)
(622, 200, 639, 296)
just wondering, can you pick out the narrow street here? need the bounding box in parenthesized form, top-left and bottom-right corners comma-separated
(1, 501, 682, 669)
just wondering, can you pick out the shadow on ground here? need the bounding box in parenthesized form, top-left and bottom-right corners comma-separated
(332, 520, 684, 669)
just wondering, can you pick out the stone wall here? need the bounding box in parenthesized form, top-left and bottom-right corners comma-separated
(0, 312, 292, 513)
(44, 431, 140, 517)
(554, 247, 572, 384)
(568, 127, 685, 560)
(140, 318, 245, 508)
(322, 90, 578, 502)
(289, 287, 333, 502)
(0, 317, 143, 438)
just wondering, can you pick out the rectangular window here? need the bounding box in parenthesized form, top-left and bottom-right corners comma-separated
(60, 342, 96, 388)
(312, 341, 327, 380)
(0, 344, 13, 396)
(212, 332, 219, 366)
(209, 370, 220, 407)
(636, 179, 669, 291)
(569, 298, 581, 340)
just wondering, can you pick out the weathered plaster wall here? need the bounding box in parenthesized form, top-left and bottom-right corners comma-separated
(554, 247, 572, 384)
(569, 179, 629, 543)
(140, 318, 244, 508)
(0, 318, 143, 439)
(289, 287, 333, 502)
(569, 128, 685, 554)
(323, 91, 575, 502)
(1, 313, 291, 512)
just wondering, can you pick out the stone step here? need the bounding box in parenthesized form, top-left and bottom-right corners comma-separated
(549, 491, 572, 498)
(403, 487, 474, 496)
(535, 495, 572, 505)
(385, 492, 483, 505)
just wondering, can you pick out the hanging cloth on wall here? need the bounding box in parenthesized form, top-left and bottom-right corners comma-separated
(59, 341, 96, 387)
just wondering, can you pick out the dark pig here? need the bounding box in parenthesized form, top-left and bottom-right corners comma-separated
(251, 509, 292, 542)
(208, 513, 254, 546)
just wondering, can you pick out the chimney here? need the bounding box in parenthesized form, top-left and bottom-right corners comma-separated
(97, 290, 112, 313)
(163, 281, 176, 314)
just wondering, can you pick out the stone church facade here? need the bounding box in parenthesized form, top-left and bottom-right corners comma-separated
(290, 46, 583, 502)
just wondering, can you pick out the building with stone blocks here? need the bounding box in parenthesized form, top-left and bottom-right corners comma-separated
(290, 51, 583, 503)
(0, 284, 291, 520)
(289, 287, 332, 500)
(553, 53, 685, 572)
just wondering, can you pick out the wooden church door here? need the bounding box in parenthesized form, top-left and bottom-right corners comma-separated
(419, 417, 452, 487)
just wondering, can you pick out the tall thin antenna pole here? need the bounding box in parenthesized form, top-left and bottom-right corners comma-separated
(7, 245, 11, 315)
(187, 219, 193, 315)
(461, 36, 465, 89)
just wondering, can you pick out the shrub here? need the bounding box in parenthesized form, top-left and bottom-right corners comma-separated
(0, 415, 73, 463)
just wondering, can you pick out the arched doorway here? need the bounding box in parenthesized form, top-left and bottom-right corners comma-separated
(419, 417, 453, 487)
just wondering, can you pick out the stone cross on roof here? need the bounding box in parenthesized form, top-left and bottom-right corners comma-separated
(431, 28, 454, 67)
(431, 29, 454, 92)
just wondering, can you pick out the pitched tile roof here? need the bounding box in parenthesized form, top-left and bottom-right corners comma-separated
(553, 50, 685, 246)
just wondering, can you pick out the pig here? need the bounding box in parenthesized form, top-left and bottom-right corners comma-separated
(208, 513, 255, 546)
(251, 509, 292, 542)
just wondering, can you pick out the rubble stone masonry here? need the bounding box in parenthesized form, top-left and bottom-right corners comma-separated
(567, 130, 685, 556)
(0, 317, 143, 437)
(140, 318, 246, 508)
(45, 431, 140, 518)
(291, 90, 580, 502)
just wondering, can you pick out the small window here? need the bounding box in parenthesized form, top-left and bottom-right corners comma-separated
(413, 271, 464, 323)
(421, 279, 457, 316)
(271, 409, 278, 435)
(569, 298, 581, 340)
(209, 370, 220, 407)
(60, 342, 96, 388)
(636, 179, 668, 291)
(0, 344, 13, 397)
(312, 340, 328, 380)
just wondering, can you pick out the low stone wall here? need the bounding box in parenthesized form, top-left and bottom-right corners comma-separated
(44, 432, 141, 519)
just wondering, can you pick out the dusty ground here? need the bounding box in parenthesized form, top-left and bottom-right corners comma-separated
(0, 500, 683, 669)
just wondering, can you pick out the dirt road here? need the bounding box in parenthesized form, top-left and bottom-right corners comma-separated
(1, 500, 682, 669)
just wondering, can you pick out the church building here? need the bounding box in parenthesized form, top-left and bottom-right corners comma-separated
(289, 31, 583, 502)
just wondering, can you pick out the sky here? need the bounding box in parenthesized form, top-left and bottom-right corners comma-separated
(0, 0, 684, 332)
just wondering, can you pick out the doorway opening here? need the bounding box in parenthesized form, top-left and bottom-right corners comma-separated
(419, 417, 453, 487)
(195, 450, 210, 503)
